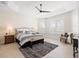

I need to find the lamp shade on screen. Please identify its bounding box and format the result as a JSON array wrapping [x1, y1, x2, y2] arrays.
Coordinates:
[[6, 24, 15, 35]]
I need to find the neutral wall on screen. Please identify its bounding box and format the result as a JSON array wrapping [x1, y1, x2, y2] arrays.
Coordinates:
[[72, 8, 79, 34], [38, 11, 72, 33], [63, 11, 72, 33], [0, 11, 37, 28], [0, 8, 38, 44], [38, 11, 73, 39], [0, 9, 38, 35]]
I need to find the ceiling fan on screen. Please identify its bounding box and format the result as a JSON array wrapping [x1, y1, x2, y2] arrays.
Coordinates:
[[35, 3, 51, 13]]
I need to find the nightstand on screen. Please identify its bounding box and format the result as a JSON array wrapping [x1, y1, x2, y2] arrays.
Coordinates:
[[4, 35, 15, 44]]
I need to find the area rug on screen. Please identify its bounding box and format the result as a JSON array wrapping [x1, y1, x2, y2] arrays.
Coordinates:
[[19, 41, 58, 58]]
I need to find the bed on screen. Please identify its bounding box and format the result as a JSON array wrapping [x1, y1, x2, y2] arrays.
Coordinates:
[[15, 27, 44, 48]]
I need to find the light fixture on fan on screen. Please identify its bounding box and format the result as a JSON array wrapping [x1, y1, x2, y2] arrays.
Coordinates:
[[35, 3, 51, 13]]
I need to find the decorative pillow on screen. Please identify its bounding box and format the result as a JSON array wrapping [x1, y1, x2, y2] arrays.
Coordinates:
[[18, 31, 23, 33], [16, 29, 24, 34], [25, 31, 30, 34], [32, 32, 39, 34], [35, 32, 39, 34]]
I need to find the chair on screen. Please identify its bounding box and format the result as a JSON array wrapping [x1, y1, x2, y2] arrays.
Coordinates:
[[64, 33, 69, 43], [73, 39, 78, 58], [70, 33, 74, 44]]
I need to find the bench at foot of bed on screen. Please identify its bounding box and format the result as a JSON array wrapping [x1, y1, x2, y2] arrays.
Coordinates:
[[21, 39, 44, 48]]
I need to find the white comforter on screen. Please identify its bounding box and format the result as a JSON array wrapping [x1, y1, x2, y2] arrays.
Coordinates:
[[16, 33, 44, 46]]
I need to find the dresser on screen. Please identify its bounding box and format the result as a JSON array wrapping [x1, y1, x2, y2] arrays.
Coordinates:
[[5, 35, 15, 44]]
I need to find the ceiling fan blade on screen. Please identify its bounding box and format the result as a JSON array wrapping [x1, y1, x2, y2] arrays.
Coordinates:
[[35, 7, 40, 11], [35, 3, 51, 13], [41, 10, 51, 13]]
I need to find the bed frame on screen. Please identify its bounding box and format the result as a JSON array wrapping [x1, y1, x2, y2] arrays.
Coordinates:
[[16, 38, 44, 48], [15, 27, 44, 48]]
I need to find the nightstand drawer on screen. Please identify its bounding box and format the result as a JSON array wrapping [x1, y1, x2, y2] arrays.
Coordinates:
[[5, 35, 15, 44], [5, 36, 14, 39]]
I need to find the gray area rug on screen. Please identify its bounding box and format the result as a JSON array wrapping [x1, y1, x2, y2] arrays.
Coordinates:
[[19, 41, 58, 58]]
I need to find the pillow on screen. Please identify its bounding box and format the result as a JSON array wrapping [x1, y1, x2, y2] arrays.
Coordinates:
[[18, 31, 23, 33], [16, 28, 33, 34], [25, 31, 35, 34], [25, 31, 30, 34], [35, 32, 39, 34], [16, 29, 24, 34], [32, 32, 39, 34]]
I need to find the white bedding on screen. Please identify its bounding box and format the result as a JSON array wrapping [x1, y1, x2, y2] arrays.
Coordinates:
[[16, 33, 44, 46], [18, 33, 33, 41]]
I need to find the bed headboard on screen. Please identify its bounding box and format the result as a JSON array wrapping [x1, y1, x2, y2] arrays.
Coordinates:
[[15, 27, 33, 34]]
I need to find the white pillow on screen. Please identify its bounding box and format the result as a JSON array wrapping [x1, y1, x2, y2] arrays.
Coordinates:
[[16, 29, 24, 33]]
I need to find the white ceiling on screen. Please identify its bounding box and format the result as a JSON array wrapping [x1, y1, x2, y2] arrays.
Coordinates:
[[0, 1, 79, 18]]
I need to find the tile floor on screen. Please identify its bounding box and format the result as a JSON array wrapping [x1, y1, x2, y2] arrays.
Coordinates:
[[0, 37, 76, 58]]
